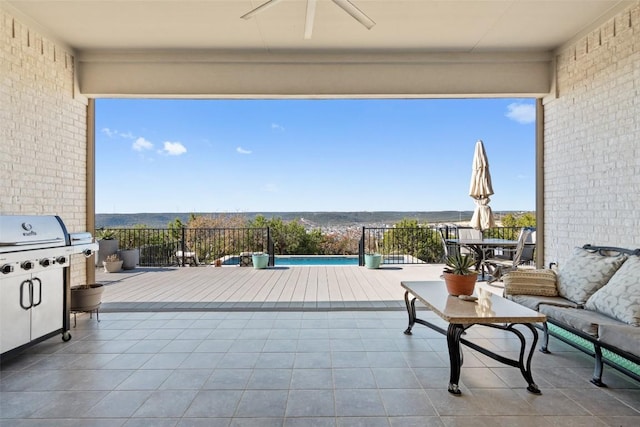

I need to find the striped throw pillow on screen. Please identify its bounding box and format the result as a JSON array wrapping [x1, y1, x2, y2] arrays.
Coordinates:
[[503, 269, 558, 297]]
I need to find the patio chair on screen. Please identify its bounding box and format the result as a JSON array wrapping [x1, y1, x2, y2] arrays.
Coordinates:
[[439, 229, 453, 261], [176, 249, 199, 266], [520, 230, 536, 265], [457, 227, 482, 254], [457, 227, 483, 270], [482, 228, 531, 283]]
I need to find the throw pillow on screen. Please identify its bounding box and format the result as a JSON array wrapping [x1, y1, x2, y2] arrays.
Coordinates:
[[503, 269, 558, 297], [556, 247, 627, 305], [585, 256, 640, 326]]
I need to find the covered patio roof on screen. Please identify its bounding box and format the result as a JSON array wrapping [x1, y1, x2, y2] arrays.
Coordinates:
[[5, 0, 633, 97]]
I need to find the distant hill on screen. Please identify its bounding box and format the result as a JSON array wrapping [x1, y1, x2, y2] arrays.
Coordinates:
[[94, 211, 519, 228]]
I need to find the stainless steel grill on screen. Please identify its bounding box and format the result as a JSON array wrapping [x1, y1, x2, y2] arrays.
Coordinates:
[[0, 215, 97, 358]]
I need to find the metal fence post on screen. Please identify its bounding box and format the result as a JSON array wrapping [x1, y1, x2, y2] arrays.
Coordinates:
[[179, 226, 186, 267], [359, 226, 365, 266], [267, 227, 275, 266]]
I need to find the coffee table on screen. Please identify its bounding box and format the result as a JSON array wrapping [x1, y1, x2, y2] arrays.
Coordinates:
[[401, 280, 547, 395]]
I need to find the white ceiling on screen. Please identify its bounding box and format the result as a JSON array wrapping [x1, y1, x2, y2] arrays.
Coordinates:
[[6, 0, 631, 54]]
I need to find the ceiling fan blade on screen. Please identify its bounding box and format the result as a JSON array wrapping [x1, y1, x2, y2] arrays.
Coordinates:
[[332, 0, 376, 30], [241, 0, 284, 20], [304, 0, 317, 39]]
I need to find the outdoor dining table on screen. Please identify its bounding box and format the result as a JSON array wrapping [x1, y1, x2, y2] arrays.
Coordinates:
[[446, 238, 519, 281]]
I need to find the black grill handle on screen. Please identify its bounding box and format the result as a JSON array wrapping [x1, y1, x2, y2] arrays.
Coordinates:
[[31, 277, 42, 307], [20, 279, 32, 310]]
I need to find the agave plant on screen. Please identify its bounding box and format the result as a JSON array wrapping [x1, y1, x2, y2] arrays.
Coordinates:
[[443, 252, 476, 276], [97, 228, 116, 240]]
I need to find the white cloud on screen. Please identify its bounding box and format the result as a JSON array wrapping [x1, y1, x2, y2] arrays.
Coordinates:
[[237, 146, 252, 154], [160, 141, 187, 156], [101, 127, 116, 137], [506, 103, 536, 124], [132, 137, 154, 151], [102, 128, 136, 139], [271, 123, 285, 131]]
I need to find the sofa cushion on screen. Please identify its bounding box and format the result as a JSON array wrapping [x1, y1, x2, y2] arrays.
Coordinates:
[[503, 269, 558, 297], [539, 305, 624, 337], [598, 324, 640, 356], [556, 247, 627, 305], [585, 256, 640, 326], [506, 294, 578, 311]]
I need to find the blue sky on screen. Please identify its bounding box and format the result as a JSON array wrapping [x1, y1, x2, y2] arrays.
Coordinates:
[[96, 98, 535, 214]]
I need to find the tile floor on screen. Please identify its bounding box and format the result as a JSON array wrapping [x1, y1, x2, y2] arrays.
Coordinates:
[[1, 309, 639, 427]]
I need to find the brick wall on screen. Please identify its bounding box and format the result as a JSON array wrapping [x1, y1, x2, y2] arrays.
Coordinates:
[[543, 4, 640, 265], [0, 8, 90, 282]]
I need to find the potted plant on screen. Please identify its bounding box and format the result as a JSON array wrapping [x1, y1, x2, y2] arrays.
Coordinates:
[[103, 253, 123, 273], [442, 252, 477, 296], [96, 228, 119, 266], [252, 252, 269, 269], [364, 239, 383, 269], [70, 283, 104, 313], [118, 237, 140, 270]]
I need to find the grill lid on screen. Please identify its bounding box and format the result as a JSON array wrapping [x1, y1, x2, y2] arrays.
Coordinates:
[[0, 215, 68, 251]]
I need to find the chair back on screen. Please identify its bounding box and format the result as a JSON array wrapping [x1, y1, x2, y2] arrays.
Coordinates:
[[439, 229, 450, 261], [520, 230, 536, 264], [457, 228, 482, 240], [457, 227, 482, 255], [511, 228, 531, 266]]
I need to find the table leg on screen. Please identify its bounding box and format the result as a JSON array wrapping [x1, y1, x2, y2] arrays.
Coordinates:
[[511, 323, 541, 394], [403, 291, 416, 335], [446, 323, 466, 395], [469, 244, 492, 282]]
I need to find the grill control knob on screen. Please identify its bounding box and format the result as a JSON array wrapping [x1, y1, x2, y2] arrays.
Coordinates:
[[21, 260, 34, 270], [40, 258, 51, 267], [1, 264, 14, 274], [56, 256, 67, 264]]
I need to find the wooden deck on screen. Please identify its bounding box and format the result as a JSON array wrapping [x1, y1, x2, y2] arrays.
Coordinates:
[[95, 264, 447, 311]]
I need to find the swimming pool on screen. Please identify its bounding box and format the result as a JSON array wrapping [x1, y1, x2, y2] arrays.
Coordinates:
[[221, 255, 358, 266]]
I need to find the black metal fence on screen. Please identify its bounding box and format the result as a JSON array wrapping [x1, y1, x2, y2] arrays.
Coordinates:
[[100, 227, 274, 267], [98, 225, 531, 267], [358, 225, 529, 266], [359, 226, 441, 265]]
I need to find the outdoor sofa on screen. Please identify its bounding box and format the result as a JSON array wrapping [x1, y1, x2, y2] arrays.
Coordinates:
[[501, 244, 640, 386]]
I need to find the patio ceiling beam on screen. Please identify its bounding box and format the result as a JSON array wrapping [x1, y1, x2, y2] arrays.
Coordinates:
[[77, 51, 552, 98]]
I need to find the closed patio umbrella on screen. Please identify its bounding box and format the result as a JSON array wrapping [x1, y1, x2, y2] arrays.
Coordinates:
[[469, 140, 496, 231]]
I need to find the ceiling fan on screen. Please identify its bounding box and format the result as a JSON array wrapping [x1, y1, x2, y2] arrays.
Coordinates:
[[241, 0, 376, 39]]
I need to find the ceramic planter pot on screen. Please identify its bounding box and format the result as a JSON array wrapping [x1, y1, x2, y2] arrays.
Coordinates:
[[70, 283, 104, 312], [96, 238, 118, 266], [443, 272, 477, 296], [119, 249, 139, 270], [103, 260, 123, 273], [364, 253, 383, 269], [252, 253, 269, 269]]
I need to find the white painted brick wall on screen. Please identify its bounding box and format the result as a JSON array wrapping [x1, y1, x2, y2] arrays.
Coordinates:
[[1, 9, 90, 283], [543, 4, 640, 265]]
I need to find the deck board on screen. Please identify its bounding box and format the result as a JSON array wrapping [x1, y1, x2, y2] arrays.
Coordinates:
[[96, 264, 446, 311]]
